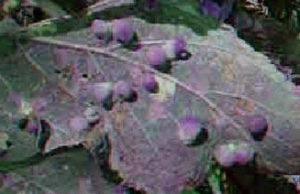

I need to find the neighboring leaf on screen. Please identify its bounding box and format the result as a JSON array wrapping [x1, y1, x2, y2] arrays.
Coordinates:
[[88, 0, 134, 13], [207, 165, 222, 194], [0, 17, 20, 34], [0, 148, 110, 194], [0, 0, 219, 59], [180, 188, 201, 194], [35, 0, 68, 18]]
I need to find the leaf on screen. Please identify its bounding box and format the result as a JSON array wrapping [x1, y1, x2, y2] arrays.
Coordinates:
[[180, 188, 201, 194], [2, 13, 300, 194], [88, 0, 134, 13], [0, 148, 112, 194], [207, 165, 222, 194], [35, 0, 69, 18]]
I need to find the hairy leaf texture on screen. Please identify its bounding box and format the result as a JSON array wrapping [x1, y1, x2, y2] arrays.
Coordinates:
[[1, 16, 300, 194]]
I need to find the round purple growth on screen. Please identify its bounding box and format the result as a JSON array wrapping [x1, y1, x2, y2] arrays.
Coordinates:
[[172, 37, 186, 55], [114, 81, 132, 98], [178, 115, 207, 146], [199, 0, 221, 20], [213, 143, 236, 167], [91, 19, 111, 40], [112, 18, 134, 44], [163, 37, 187, 60], [113, 81, 137, 102], [146, 45, 167, 67], [142, 73, 158, 93], [91, 82, 114, 110], [233, 142, 254, 165], [214, 141, 255, 167], [245, 114, 268, 141]]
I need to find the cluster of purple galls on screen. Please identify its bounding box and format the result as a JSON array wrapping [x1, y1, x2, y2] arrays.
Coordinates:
[[90, 17, 190, 104], [90, 16, 270, 169], [19, 9, 269, 175]]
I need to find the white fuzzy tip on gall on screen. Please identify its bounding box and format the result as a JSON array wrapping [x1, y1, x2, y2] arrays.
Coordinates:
[[113, 80, 133, 99]]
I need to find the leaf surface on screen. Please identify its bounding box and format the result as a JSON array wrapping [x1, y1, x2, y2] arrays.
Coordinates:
[[1, 15, 300, 194]]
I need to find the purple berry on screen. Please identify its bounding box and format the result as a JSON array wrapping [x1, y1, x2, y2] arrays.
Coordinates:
[[68, 116, 89, 131], [146, 45, 167, 67], [233, 142, 254, 165], [244, 114, 268, 141], [142, 73, 158, 93], [91, 19, 111, 40], [213, 143, 236, 167], [178, 115, 207, 146], [113, 80, 137, 102], [112, 18, 134, 44]]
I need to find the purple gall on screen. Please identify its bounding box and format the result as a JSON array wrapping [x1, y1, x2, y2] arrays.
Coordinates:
[[91, 82, 114, 110], [112, 18, 134, 44], [199, 0, 222, 20], [142, 73, 158, 93], [199, 0, 234, 21], [92, 82, 113, 103], [214, 141, 255, 167], [146, 45, 167, 67], [91, 19, 111, 41], [244, 114, 268, 141], [113, 80, 137, 102], [162, 37, 187, 59], [233, 142, 255, 165], [213, 143, 236, 167], [178, 115, 207, 146]]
